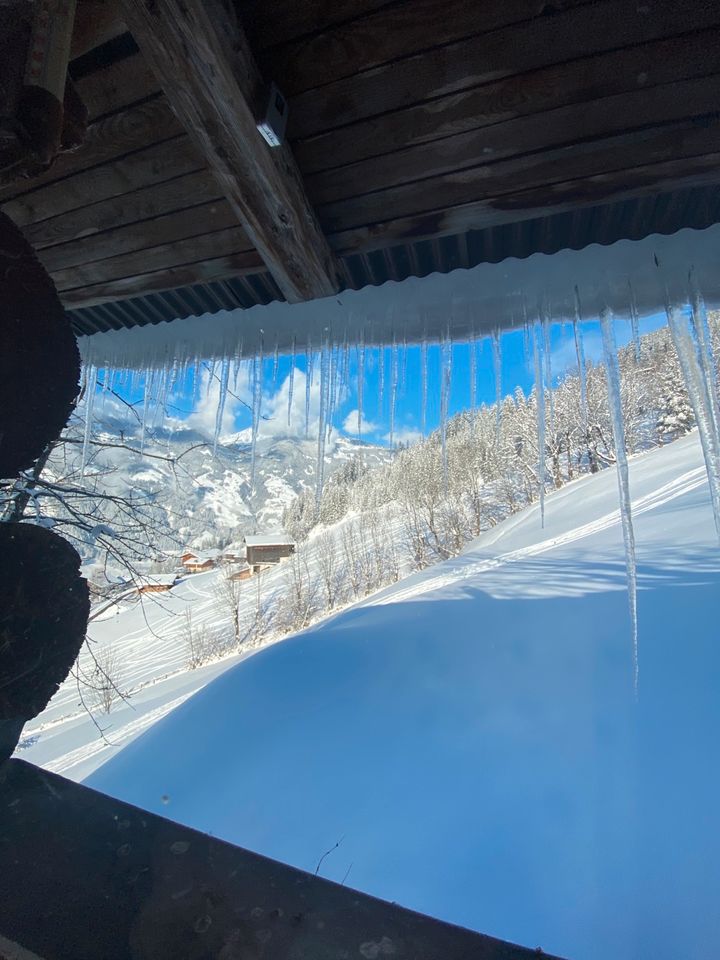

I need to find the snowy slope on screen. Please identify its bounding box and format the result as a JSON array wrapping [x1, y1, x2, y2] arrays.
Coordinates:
[[83, 432, 720, 960]]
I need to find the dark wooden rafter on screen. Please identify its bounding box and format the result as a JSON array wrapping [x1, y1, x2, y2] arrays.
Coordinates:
[[119, 0, 342, 303]]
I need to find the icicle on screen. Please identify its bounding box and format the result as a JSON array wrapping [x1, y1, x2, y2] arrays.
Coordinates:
[[469, 335, 477, 412], [573, 286, 589, 431], [357, 330, 366, 437], [667, 305, 720, 541], [628, 281, 642, 363], [421, 339, 429, 435], [250, 349, 263, 493], [689, 272, 720, 437], [213, 358, 230, 453], [378, 345, 385, 418], [272, 338, 279, 384], [389, 335, 399, 447], [315, 339, 331, 505], [400, 336, 408, 395], [492, 329, 502, 444], [541, 303, 554, 433], [531, 322, 546, 528], [139, 369, 151, 453], [81, 365, 97, 471], [287, 337, 296, 428], [439, 339, 451, 490], [326, 343, 338, 439], [305, 346, 313, 439], [599, 307, 639, 692]]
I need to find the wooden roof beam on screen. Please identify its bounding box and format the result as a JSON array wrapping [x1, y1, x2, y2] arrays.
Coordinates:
[[120, 0, 342, 303]]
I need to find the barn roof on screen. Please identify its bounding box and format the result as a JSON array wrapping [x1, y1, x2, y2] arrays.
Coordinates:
[[3, 0, 720, 345], [244, 534, 295, 547]]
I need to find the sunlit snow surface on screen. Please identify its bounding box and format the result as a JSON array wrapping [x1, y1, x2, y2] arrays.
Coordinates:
[[76, 435, 718, 958]]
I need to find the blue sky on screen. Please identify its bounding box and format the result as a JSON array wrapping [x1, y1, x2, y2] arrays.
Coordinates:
[[108, 312, 668, 446]]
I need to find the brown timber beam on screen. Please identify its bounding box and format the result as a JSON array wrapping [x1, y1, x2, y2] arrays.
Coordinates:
[[120, 0, 342, 303]]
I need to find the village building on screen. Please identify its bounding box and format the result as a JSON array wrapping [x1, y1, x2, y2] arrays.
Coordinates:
[[135, 574, 177, 595], [244, 534, 296, 571], [181, 556, 214, 574]]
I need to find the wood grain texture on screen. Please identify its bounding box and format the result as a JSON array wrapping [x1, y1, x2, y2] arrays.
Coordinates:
[[263, 0, 592, 96], [73, 50, 160, 120], [50, 224, 253, 290], [22, 169, 220, 247], [295, 28, 720, 173], [243, 0, 394, 50], [59, 248, 264, 306], [37, 199, 237, 270], [317, 118, 720, 232], [121, 0, 341, 303], [1, 136, 203, 225], [0, 97, 182, 205], [328, 154, 720, 255], [306, 76, 720, 205], [289, 0, 720, 137]]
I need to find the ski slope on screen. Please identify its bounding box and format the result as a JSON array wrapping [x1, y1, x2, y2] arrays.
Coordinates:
[[79, 432, 720, 960]]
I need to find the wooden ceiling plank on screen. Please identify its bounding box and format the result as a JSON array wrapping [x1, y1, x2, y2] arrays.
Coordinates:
[[243, 0, 395, 51], [38, 199, 238, 272], [318, 118, 720, 233], [264, 0, 593, 97], [0, 97, 182, 205], [327, 155, 720, 256], [289, 0, 720, 138], [1, 136, 202, 226], [59, 249, 265, 307], [73, 51, 161, 121], [295, 28, 720, 174], [50, 225, 254, 290], [22, 169, 220, 248], [121, 0, 341, 303], [306, 75, 720, 206]]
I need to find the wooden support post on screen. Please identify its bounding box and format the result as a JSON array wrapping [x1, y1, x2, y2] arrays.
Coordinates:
[[120, 0, 342, 304]]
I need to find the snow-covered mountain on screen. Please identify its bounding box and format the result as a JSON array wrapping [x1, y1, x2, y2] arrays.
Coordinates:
[[45, 402, 390, 581]]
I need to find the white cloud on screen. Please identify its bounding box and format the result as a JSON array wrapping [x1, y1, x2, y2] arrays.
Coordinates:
[[185, 367, 246, 437], [342, 409, 380, 435]]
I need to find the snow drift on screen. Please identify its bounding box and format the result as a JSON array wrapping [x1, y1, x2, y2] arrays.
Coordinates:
[[88, 433, 720, 960]]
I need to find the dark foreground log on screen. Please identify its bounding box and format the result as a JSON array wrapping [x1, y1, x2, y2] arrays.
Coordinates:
[[0, 758, 567, 960], [0, 524, 89, 751], [0, 209, 80, 478]]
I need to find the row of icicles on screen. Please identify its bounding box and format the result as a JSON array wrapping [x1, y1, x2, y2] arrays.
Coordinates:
[[79, 285, 720, 695]]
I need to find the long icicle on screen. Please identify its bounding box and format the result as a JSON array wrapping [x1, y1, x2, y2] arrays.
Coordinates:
[[532, 321, 546, 528], [389, 334, 399, 447], [421, 339, 429, 435], [667, 304, 720, 541], [305, 343, 313, 439], [689, 272, 720, 437], [287, 337, 296, 427], [492, 329, 502, 445], [469, 334, 477, 412], [250, 344, 263, 494], [573, 286, 589, 431], [357, 329, 366, 437], [541, 303, 555, 433], [213, 358, 230, 454], [316, 338, 330, 506], [599, 307, 639, 692], [440, 338, 451, 492]]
